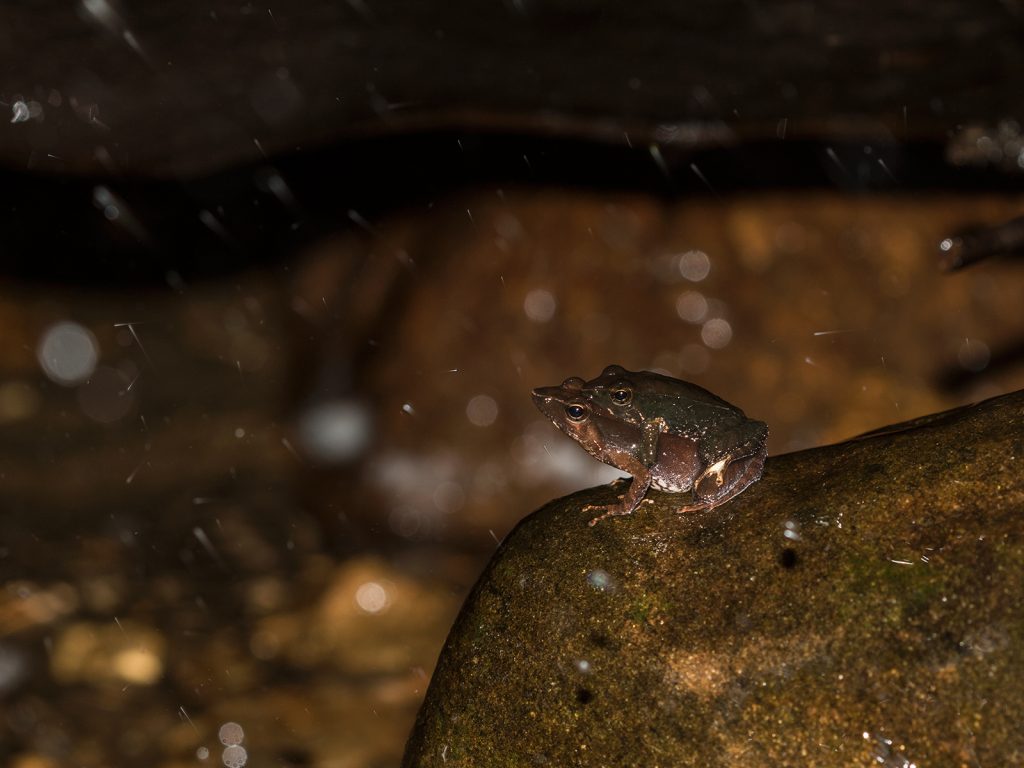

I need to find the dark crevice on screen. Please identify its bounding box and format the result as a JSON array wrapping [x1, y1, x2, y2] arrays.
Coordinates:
[[4, 133, 1024, 285]]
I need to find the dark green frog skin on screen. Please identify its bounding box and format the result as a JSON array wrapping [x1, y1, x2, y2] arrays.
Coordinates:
[[532, 365, 768, 525]]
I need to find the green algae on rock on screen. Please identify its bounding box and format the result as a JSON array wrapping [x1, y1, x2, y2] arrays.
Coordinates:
[[403, 390, 1024, 767]]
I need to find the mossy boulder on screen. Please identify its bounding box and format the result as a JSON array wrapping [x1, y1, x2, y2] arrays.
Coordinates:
[[404, 390, 1024, 767]]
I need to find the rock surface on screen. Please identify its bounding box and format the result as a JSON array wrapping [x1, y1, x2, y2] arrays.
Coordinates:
[[404, 389, 1024, 767]]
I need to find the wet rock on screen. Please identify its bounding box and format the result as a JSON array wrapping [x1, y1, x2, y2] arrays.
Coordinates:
[[404, 389, 1024, 767]]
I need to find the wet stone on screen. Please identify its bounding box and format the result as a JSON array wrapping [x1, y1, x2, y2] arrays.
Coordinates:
[[404, 389, 1024, 767]]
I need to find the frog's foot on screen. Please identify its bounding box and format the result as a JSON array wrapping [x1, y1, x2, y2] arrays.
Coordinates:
[[674, 485, 740, 515], [584, 504, 633, 527], [584, 497, 654, 527], [584, 473, 653, 527], [674, 498, 713, 514]]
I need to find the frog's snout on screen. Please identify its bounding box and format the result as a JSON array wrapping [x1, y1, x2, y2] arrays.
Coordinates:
[[531, 386, 566, 418], [531, 386, 559, 403]]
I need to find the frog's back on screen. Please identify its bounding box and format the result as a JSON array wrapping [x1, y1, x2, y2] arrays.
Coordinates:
[[623, 371, 739, 413], [644, 393, 754, 443], [585, 366, 750, 438]]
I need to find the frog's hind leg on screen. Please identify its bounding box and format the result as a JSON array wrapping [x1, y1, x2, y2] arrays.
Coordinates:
[[676, 448, 766, 514]]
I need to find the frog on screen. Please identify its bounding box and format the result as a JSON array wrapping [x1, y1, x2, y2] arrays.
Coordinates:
[[532, 366, 767, 525]]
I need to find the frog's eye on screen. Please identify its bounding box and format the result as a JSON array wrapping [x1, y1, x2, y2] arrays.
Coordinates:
[[565, 404, 588, 422], [611, 388, 632, 405]]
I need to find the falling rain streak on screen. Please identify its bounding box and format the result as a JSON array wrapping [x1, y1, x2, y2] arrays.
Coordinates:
[[192, 528, 227, 571]]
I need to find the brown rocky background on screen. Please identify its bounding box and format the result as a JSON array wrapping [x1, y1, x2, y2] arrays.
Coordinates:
[[2, 1, 1024, 766]]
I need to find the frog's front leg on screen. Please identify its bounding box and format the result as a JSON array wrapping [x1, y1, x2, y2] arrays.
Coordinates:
[[584, 453, 654, 527]]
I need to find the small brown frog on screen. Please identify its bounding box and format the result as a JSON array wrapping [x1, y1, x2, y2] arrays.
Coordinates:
[[532, 366, 767, 525]]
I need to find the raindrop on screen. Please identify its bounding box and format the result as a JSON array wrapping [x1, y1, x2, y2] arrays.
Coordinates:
[[782, 520, 801, 541], [587, 569, 612, 591], [10, 101, 29, 124], [218, 722, 244, 746], [296, 400, 371, 462], [199, 209, 231, 243], [678, 250, 711, 281], [862, 731, 917, 768], [701, 318, 733, 349], [649, 144, 670, 178], [82, 0, 119, 29], [93, 186, 120, 220], [675, 291, 708, 323], [523, 289, 556, 323], [466, 394, 499, 426], [196, 746, 210, 760], [37, 321, 99, 385], [355, 581, 390, 613], [221, 745, 248, 768], [260, 170, 297, 209]]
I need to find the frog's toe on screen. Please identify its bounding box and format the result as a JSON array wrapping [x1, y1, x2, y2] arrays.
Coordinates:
[[584, 504, 632, 526], [674, 499, 714, 514]]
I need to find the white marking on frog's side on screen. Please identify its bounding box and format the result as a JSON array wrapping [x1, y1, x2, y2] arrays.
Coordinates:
[[707, 458, 728, 473], [706, 458, 728, 485], [651, 476, 694, 493]]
